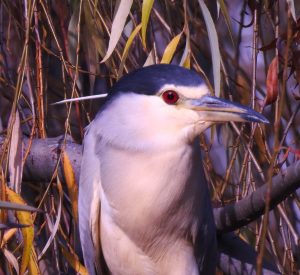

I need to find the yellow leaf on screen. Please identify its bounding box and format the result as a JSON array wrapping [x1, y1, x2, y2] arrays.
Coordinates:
[[63, 152, 78, 222], [121, 23, 142, 60], [161, 33, 182, 64], [141, 0, 155, 47], [1, 228, 17, 248], [61, 245, 88, 275], [182, 54, 190, 69], [28, 248, 40, 275], [118, 23, 142, 78], [6, 188, 34, 275]]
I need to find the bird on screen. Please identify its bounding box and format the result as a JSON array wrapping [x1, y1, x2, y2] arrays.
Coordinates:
[[78, 64, 268, 275]]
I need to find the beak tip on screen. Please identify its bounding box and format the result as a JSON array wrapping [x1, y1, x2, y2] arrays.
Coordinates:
[[254, 113, 269, 124], [242, 113, 269, 124], [263, 117, 270, 124]]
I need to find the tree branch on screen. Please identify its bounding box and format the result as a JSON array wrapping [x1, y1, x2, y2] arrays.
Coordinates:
[[1, 136, 299, 234], [214, 161, 300, 232], [0, 135, 82, 184]]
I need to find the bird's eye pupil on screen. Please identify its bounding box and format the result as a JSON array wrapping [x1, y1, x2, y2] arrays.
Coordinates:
[[162, 90, 179, 104]]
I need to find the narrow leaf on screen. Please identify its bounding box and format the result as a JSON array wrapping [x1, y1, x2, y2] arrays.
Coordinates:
[[6, 188, 34, 275], [67, 4, 80, 66], [8, 109, 23, 193], [101, 0, 133, 62], [61, 245, 88, 275], [3, 248, 20, 275], [161, 32, 182, 64], [83, 2, 106, 57], [28, 244, 40, 274], [198, 0, 221, 97], [179, 36, 191, 69], [286, 0, 297, 22], [143, 48, 155, 67], [265, 57, 278, 105], [142, 0, 155, 47], [63, 152, 78, 222], [1, 228, 17, 246], [38, 178, 63, 260], [118, 23, 142, 77], [217, 0, 235, 46], [68, 4, 83, 91]]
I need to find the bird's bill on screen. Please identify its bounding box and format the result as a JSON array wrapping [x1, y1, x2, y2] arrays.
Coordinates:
[[185, 95, 269, 123]]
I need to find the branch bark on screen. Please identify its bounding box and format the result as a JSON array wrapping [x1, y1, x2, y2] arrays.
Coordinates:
[[0, 135, 82, 184], [1, 136, 299, 234], [213, 161, 300, 232]]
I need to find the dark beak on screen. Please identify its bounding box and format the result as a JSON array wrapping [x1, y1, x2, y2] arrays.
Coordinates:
[[183, 95, 269, 124]]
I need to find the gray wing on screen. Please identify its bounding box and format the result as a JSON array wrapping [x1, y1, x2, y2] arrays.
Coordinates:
[[191, 144, 218, 274], [218, 232, 280, 275], [78, 124, 107, 274], [194, 186, 218, 274]]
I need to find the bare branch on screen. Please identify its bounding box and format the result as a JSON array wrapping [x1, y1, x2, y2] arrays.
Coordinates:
[[1, 136, 82, 184], [1, 135, 299, 234], [214, 162, 300, 232]]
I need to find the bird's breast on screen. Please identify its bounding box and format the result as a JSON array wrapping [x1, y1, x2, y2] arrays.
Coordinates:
[[98, 141, 208, 239], [97, 140, 215, 275]]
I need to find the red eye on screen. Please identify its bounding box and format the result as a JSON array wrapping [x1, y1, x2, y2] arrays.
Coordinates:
[[162, 90, 179, 105]]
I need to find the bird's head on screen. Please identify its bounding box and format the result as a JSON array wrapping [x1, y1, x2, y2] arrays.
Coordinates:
[[96, 64, 268, 150]]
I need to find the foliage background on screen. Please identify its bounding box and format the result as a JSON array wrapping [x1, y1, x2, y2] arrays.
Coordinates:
[[0, 0, 300, 274]]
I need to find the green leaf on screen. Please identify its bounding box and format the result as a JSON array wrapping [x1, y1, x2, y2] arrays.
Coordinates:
[[161, 32, 182, 64], [101, 0, 133, 63], [142, 0, 155, 47], [198, 0, 221, 97]]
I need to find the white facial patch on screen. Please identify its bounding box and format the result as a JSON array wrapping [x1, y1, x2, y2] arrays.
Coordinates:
[[158, 84, 210, 99]]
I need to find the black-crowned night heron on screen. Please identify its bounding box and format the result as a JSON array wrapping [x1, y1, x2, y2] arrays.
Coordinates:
[[78, 64, 268, 275]]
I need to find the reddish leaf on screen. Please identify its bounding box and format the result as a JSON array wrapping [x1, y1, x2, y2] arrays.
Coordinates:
[[265, 57, 279, 105], [288, 147, 300, 158]]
